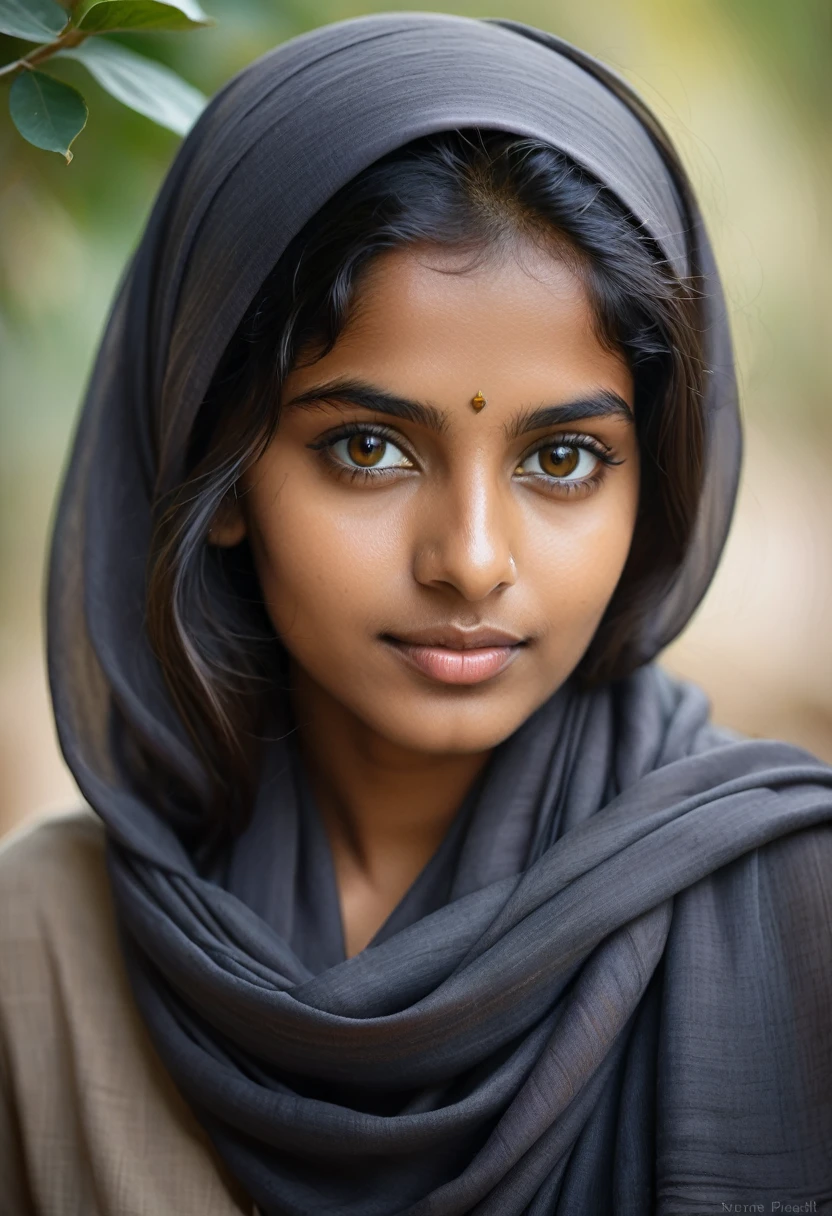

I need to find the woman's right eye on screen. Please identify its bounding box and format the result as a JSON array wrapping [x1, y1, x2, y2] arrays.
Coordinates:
[[329, 431, 413, 471]]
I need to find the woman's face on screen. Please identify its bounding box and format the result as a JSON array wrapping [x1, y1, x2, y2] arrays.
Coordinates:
[[213, 240, 640, 754]]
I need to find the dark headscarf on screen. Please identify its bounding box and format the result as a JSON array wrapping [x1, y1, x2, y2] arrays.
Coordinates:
[[47, 13, 832, 1214]]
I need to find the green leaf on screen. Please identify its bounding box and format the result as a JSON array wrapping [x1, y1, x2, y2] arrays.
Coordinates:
[[58, 39, 206, 136], [75, 0, 211, 32], [0, 0, 68, 42], [9, 69, 88, 162]]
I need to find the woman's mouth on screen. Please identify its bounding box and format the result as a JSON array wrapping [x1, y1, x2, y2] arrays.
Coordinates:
[[382, 627, 527, 686]]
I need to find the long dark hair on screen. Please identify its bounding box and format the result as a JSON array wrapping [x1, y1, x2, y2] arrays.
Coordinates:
[[142, 129, 705, 843]]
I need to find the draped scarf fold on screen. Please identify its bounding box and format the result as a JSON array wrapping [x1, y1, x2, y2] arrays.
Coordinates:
[[45, 13, 832, 1214]]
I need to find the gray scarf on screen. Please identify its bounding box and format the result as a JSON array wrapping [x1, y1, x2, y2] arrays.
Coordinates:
[[46, 14, 832, 1214]]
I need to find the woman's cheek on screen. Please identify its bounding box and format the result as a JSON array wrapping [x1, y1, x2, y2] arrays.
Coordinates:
[[249, 492, 394, 648]]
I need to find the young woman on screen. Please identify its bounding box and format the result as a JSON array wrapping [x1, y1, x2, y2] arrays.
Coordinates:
[[1, 12, 830, 1215]]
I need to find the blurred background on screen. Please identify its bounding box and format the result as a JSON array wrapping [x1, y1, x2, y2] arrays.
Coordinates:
[[1, 0, 830, 839]]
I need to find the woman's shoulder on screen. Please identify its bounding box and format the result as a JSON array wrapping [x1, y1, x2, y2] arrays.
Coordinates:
[[668, 815, 832, 1008], [0, 808, 252, 1215], [661, 820, 832, 1194], [0, 806, 109, 945], [726, 817, 832, 928], [0, 803, 105, 862]]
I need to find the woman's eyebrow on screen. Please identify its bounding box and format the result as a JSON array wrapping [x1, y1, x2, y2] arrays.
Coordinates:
[[504, 391, 633, 439], [282, 377, 633, 436]]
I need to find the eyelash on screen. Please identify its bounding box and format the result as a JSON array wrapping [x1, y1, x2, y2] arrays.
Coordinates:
[[308, 422, 622, 495]]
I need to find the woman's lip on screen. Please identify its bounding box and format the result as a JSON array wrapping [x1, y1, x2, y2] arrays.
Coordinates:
[[385, 640, 523, 685]]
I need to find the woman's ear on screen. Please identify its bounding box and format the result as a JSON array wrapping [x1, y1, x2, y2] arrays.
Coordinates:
[[207, 489, 248, 548]]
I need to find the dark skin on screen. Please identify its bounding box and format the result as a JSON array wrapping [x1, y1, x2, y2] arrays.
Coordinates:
[[209, 238, 640, 957]]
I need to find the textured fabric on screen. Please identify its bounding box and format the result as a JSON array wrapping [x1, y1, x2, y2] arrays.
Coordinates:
[[43, 12, 832, 1216], [0, 811, 250, 1216]]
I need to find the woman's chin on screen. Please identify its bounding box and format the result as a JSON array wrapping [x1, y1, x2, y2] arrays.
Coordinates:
[[347, 693, 543, 757]]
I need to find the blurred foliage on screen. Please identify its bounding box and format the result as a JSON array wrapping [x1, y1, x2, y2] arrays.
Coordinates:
[[719, 0, 831, 125], [1, 1, 210, 161]]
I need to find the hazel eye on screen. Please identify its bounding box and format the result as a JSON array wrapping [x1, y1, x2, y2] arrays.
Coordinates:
[[331, 432, 412, 471], [516, 442, 599, 481]]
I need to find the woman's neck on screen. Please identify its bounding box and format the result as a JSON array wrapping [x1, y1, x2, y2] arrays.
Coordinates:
[[289, 664, 492, 957]]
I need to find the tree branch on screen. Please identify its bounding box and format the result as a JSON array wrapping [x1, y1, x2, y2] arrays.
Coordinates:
[[0, 27, 89, 81]]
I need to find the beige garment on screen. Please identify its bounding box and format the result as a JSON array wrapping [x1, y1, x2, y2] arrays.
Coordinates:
[[0, 809, 254, 1216]]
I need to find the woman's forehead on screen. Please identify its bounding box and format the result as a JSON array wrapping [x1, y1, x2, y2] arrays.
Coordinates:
[[281, 245, 635, 422]]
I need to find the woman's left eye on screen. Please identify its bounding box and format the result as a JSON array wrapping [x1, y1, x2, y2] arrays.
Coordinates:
[[330, 432, 413, 471], [515, 442, 600, 481]]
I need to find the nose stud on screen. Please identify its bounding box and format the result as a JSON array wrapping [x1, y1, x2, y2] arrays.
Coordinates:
[[470, 390, 486, 412]]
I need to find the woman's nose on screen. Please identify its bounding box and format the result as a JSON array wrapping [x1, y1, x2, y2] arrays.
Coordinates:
[[411, 469, 518, 601]]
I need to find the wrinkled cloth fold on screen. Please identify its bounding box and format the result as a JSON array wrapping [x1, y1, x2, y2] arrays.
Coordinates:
[[45, 12, 832, 1215]]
